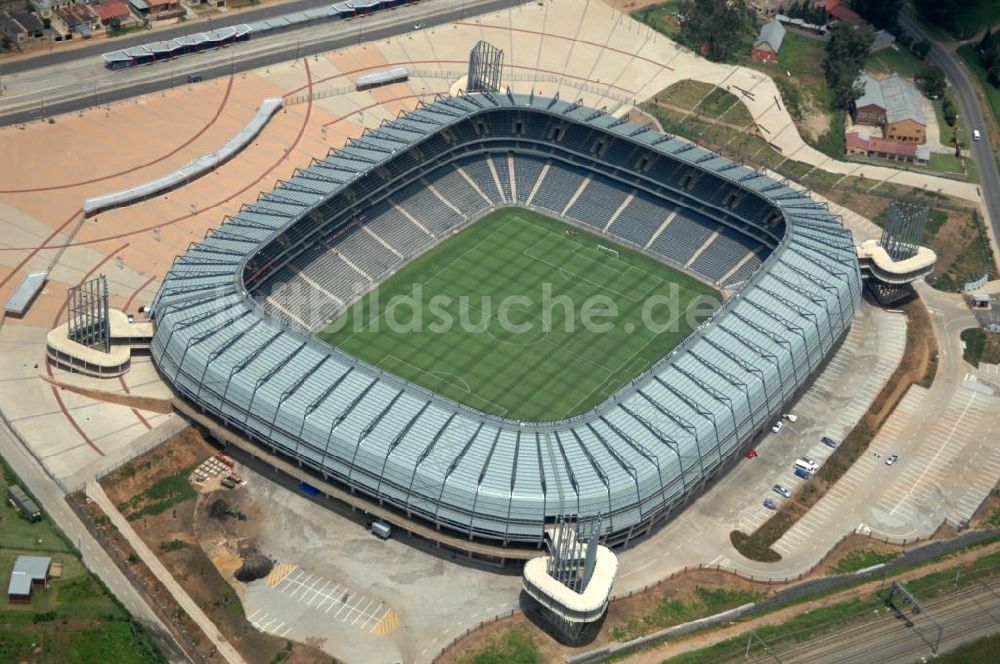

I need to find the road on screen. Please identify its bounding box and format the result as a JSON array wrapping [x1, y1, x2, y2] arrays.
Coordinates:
[[0, 414, 190, 663], [0, 0, 525, 126], [0, 0, 330, 76], [752, 578, 1000, 663], [900, 13, 1000, 267]]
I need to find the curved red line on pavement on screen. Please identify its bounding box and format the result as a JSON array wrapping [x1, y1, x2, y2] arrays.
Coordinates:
[[123, 275, 156, 312], [118, 273, 158, 431], [0, 60, 315, 254], [0, 208, 82, 290], [0, 58, 632, 254], [0, 74, 235, 195], [44, 241, 130, 457], [455, 21, 674, 72], [323, 89, 448, 127], [282, 58, 633, 99]]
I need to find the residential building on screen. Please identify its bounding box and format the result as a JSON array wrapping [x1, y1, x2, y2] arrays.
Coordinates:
[[752, 18, 786, 63], [826, 0, 865, 26], [881, 75, 926, 143], [51, 3, 100, 38], [872, 29, 896, 52], [93, 0, 133, 27], [7, 556, 51, 603], [846, 130, 930, 165], [0, 11, 27, 44], [851, 74, 926, 143]]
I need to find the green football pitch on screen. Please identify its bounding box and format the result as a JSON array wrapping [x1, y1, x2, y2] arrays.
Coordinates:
[[318, 209, 720, 421]]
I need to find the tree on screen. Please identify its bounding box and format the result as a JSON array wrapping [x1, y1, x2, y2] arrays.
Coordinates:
[[678, 0, 754, 63], [916, 64, 946, 98], [913, 39, 931, 60], [942, 95, 957, 127], [824, 23, 875, 110], [914, 0, 962, 37], [850, 0, 902, 31]]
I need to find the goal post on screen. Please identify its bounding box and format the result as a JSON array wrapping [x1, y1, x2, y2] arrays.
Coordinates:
[[596, 245, 620, 259]]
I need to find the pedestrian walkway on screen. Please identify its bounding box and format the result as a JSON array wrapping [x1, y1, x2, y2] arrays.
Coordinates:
[[86, 482, 247, 664]]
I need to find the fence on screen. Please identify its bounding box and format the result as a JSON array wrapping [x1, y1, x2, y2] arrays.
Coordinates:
[[963, 273, 989, 292], [566, 525, 1000, 664], [66, 494, 206, 663], [431, 520, 1000, 664]]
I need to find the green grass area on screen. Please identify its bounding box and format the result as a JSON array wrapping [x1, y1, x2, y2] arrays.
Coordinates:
[[829, 549, 900, 574], [665, 594, 884, 663], [928, 152, 965, 174], [608, 586, 762, 642], [962, 328, 1000, 368], [320, 209, 719, 421], [924, 209, 948, 243], [906, 547, 1000, 601], [934, 632, 1000, 664], [0, 455, 165, 663], [116, 467, 197, 521], [455, 626, 542, 664], [814, 111, 846, 160], [631, 2, 681, 40], [938, 0, 1000, 40], [0, 457, 74, 553], [865, 46, 926, 78], [777, 31, 827, 77], [957, 44, 1000, 132], [654, 80, 752, 125]]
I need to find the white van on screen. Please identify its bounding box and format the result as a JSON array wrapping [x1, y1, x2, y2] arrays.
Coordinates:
[[973, 129, 982, 141], [371, 520, 392, 540], [794, 458, 817, 474]]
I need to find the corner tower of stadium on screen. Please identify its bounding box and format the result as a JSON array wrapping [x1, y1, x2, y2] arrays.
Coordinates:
[[150, 92, 861, 550]]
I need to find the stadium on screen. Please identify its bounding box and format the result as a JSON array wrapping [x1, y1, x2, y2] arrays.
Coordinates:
[[149, 91, 862, 551]]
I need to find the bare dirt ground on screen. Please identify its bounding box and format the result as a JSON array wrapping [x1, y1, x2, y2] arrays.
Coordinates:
[[98, 426, 331, 664]]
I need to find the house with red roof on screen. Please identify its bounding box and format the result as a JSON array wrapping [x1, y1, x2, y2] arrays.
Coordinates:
[[825, 0, 866, 27], [93, 0, 132, 26]]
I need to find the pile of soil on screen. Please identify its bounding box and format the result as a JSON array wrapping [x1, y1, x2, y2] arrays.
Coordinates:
[[208, 498, 230, 520], [235, 551, 273, 583]]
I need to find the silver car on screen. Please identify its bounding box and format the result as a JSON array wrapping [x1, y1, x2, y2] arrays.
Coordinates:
[[773, 484, 791, 498]]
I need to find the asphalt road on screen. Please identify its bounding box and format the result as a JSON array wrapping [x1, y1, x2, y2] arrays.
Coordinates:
[[0, 0, 524, 126], [0, 416, 190, 663], [900, 13, 1000, 265], [0, 0, 330, 76]]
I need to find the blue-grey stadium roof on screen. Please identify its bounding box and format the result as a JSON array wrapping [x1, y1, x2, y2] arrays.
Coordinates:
[[151, 93, 861, 548]]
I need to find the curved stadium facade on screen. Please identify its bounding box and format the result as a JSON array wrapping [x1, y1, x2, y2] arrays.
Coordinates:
[[150, 93, 862, 549]]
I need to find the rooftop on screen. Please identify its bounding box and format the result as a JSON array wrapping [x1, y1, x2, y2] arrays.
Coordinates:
[[753, 18, 786, 52], [7, 556, 51, 597], [881, 74, 925, 125]]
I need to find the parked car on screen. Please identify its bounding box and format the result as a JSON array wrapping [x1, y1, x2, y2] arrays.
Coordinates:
[[773, 484, 791, 498], [763, 498, 778, 510], [771, 421, 783, 433], [746, 449, 758, 459], [794, 467, 811, 480], [821, 435, 838, 448], [783, 413, 798, 422], [885, 454, 899, 466]]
